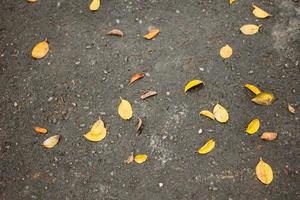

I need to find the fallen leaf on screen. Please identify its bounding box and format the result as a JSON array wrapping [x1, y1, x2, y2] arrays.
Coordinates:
[[198, 139, 215, 154], [89, 0, 100, 11], [199, 110, 215, 120], [220, 44, 233, 59], [118, 98, 133, 120], [140, 91, 157, 100], [246, 118, 260, 134], [42, 135, 59, 149], [34, 126, 48, 134], [184, 79, 204, 93], [84, 118, 107, 142], [244, 84, 261, 95], [251, 92, 275, 106], [261, 132, 277, 141], [129, 73, 144, 84], [256, 158, 273, 184], [213, 104, 229, 123], [107, 29, 124, 37], [136, 117, 143, 135], [288, 104, 296, 114], [240, 24, 261, 35], [124, 153, 134, 164], [144, 28, 160, 40], [229, 0, 235, 4], [32, 39, 49, 59], [253, 4, 272, 19], [134, 154, 148, 164], [27, 0, 38, 3]]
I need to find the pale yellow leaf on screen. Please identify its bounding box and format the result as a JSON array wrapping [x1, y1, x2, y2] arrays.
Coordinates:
[[42, 135, 59, 149], [134, 154, 148, 164], [184, 79, 204, 93], [199, 110, 215, 120], [220, 44, 233, 59], [107, 29, 124, 37], [240, 24, 261, 35], [244, 84, 261, 95], [144, 28, 160, 40], [288, 104, 296, 114], [84, 119, 107, 142], [251, 92, 275, 106], [213, 103, 229, 123], [118, 98, 133, 120], [124, 153, 134, 164], [90, 119, 105, 134], [89, 0, 100, 11], [32, 40, 49, 59], [198, 139, 215, 154], [253, 4, 271, 19], [34, 126, 48, 134], [229, 0, 235, 4], [245, 118, 260, 134], [261, 132, 277, 141], [256, 158, 273, 184]]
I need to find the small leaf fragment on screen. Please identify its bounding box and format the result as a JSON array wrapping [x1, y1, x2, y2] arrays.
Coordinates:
[[251, 92, 275, 106], [32, 40, 49, 59], [261, 132, 277, 141], [184, 79, 204, 93], [220, 44, 233, 59], [89, 0, 100, 11], [140, 91, 157, 100], [84, 119, 107, 142], [136, 117, 143, 135], [213, 103, 229, 123], [107, 29, 124, 37], [134, 154, 148, 164], [198, 139, 215, 155], [240, 24, 261, 35], [42, 135, 59, 149], [144, 28, 160, 40], [253, 4, 271, 19], [246, 118, 260, 134], [199, 110, 215, 120], [124, 153, 134, 164], [288, 104, 296, 114], [27, 0, 38, 3], [118, 98, 133, 120], [129, 73, 144, 84], [256, 158, 273, 184], [244, 84, 261, 95], [34, 126, 48, 134], [229, 0, 235, 4]]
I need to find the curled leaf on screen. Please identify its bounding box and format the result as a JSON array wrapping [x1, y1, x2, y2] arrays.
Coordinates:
[[129, 73, 144, 84], [32, 40, 49, 59], [118, 98, 133, 120], [107, 29, 124, 37], [144, 28, 160, 40], [253, 4, 271, 19], [256, 158, 273, 184], [213, 103, 229, 123], [42, 135, 59, 149], [184, 79, 204, 93], [140, 91, 157, 100], [261, 132, 277, 141], [89, 0, 100, 11], [134, 154, 148, 164], [124, 153, 134, 164], [288, 104, 296, 114], [240, 24, 261, 35], [27, 0, 38, 3], [251, 92, 275, 106], [246, 118, 260, 134], [229, 0, 235, 4], [34, 126, 48, 134], [220, 44, 233, 59], [84, 119, 107, 142], [199, 110, 215, 120], [244, 84, 261, 95], [136, 117, 143, 135], [198, 139, 215, 155]]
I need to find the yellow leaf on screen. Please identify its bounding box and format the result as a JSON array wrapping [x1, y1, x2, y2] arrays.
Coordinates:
[[199, 110, 215, 120], [220, 44, 233, 59], [229, 0, 235, 4], [251, 92, 275, 106], [42, 135, 59, 149], [256, 158, 273, 184], [253, 4, 271, 19], [244, 84, 261, 95], [32, 40, 49, 59], [84, 119, 107, 142], [288, 104, 296, 114], [240, 24, 261, 35], [198, 139, 215, 154], [134, 154, 148, 164], [34, 126, 48, 134], [184, 80, 204, 93], [245, 118, 260, 134], [118, 98, 133, 120], [90, 119, 105, 133], [144, 28, 160, 40], [89, 0, 100, 11], [213, 103, 229, 123]]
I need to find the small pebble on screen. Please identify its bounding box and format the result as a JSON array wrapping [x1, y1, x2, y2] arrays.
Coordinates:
[[198, 129, 203, 134], [159, 183, 163, 187], [13, 102, 18, 107]]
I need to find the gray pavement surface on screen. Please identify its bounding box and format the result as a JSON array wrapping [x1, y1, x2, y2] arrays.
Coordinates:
[[0, 0, 300, 199]]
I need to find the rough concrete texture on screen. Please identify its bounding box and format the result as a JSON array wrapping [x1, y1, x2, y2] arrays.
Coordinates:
[[0, 0, 299, 199]]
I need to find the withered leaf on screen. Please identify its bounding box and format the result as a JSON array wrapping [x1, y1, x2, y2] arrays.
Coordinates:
[[288, 104, 296, 114], [144, 28, 160, 40], [240, 24, 261, 35], [42, 135, 59, 149], [213, 103, 229, 123], [124, 152, 134, 164], [34, 126, 48, 134], [107, 29, 124, 37], [261, 132, 277, 141], [129, 73, 144, 84], [140, 91, 157, 100], [136, 117, 143, 135]]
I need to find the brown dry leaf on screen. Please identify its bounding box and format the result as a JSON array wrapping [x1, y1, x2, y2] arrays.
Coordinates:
[[253, 4, 272, 19], [245, 118, 260, 134], [256, 158, 273, 184], [84, 118, 107, 142], [124, 153, 134, 164], [251, 92, 275, 106], [118, 98, 133, 120], [89, 0, 100, 11], [32, 39, 49, 59], [42, 135, 59, 149], [213, 103, 229, 123], [129, 73, 144, 84], [27, 0, 38, 2], [199, 110, 215, 120], [288, 104, 296, 114], [134, 154, 148, 164], [107, 29, 124, 37], [229, 0, 235, 4], [240, 24, 261, 35], [140, 91, 157, 100], [184, 80, 204, 93], [144, 28, 160, 40], [220, 44, 233, 59], [261, 132, 277, 141], [198, 139, 215, 155], [34, 126, 48, 134], [136, 117, 143, 135], [244, 84, 261, 95]]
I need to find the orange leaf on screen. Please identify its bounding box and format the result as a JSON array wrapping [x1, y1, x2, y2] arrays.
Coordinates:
[[34, 126, 48, 134], [144, 28, 160, 40], [260, 132, 277, 141], [129, 73, 144, 84]]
